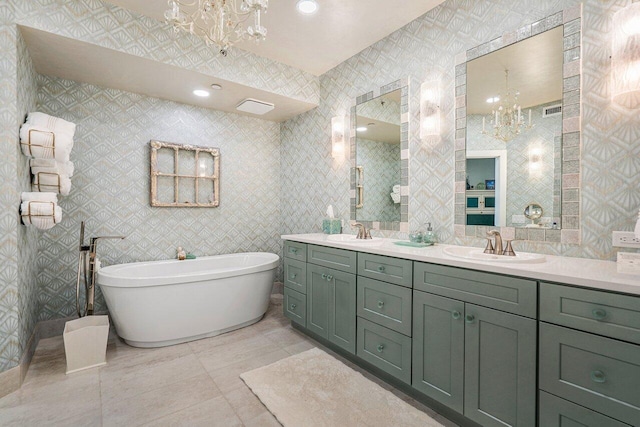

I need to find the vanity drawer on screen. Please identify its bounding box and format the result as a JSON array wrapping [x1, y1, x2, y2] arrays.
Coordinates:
[[284, 288, 306, 328], [413, 262, 537, 318], [284, 241, 307, 262], [539, 323, 640, 426], [357, 253, 412, 288], [539, 391, 631, 427], [284, 258, 307, 294], [356, 317, 412, 384], [357, 277, 412, 336], [307, 244, 356, 274], [540, 282, 640, 345]]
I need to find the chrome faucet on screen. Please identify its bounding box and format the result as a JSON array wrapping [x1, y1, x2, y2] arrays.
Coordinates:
[[352, 222, 372, 239], [76, 222, 125, 316]]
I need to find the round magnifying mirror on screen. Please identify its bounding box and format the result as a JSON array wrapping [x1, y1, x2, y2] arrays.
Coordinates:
[[524, 203, 543, 227]]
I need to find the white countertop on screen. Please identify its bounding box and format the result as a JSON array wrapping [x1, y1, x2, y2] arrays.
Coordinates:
[[281, 234, 640, 296]]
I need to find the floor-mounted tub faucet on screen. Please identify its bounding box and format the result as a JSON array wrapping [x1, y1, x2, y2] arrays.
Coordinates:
[[76, 221, 125, 317]]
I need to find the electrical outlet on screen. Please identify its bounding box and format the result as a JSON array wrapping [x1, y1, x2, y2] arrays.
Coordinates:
[[612, 231, 640, 248]]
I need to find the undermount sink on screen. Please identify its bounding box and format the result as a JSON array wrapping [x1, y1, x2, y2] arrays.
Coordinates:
[[443, 246, 546, 264], [326, 234, 384, 246]]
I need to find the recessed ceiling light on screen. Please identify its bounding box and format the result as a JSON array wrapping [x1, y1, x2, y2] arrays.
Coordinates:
[[356, 126, 367, 132], [210, 84, 222, 90], [193, 89, 210, 97], [296, 0, 318, 15], [486, 96, 500, 103]]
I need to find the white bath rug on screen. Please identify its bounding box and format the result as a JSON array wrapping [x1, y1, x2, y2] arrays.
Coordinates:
[[240, 348, 444, 427]]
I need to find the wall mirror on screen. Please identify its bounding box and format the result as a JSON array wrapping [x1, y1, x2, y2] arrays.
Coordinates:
[[350, 78, 409, 232], [454, 7, 582, 244], [150, 140, 220, 207]]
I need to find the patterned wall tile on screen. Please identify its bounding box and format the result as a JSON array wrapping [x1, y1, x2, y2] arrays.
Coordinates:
[[35, 76, 283, 320]]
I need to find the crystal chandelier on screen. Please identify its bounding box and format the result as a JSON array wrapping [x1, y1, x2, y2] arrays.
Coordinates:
[[165, 0, 268, 57], [481, 69, 533, 142]]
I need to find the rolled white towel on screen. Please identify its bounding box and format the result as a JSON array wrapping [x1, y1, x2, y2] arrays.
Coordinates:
[[32, 172, 71, 196], [392, 184, 401, 194], [21, 192, 58, 203], [20, 201, 62, 230], [390, 192, 401, 204], [27, 112, 76, 137], [30, 159, 74, 177], [20, 125, 72, 162]]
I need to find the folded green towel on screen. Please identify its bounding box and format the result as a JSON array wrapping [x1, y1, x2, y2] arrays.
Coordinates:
[[185, 253, 197, 259], [393, 241, 434, 248]]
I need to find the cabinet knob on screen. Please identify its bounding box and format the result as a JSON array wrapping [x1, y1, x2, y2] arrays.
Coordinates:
[[290, 304, 297, 310], [377, 265, 386, 272], [590, 370, 606, 384], [592, 308, 607, 320], [321, 273, 327, 279], [327, 275, 333, 281], [377, 344, 385, 353], [465, 314, 475, 324], [290, 248, 297, 254], [290, 273, 296, 279], [377, 301, 385, 309], [452, 310, 461, 320]]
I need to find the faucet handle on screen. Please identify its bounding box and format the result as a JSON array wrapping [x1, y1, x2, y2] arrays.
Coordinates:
[[502, 240, 518, 256], [483, 238, 495, 254]]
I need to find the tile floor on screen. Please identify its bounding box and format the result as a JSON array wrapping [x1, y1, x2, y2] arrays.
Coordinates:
[[0, 295, 457, 426]]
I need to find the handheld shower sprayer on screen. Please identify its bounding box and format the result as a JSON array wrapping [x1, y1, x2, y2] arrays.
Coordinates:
[[76, 221, 125, 317]]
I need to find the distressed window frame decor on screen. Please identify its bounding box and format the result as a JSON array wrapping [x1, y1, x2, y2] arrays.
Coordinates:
[[453, 5, 582, 244], [149, 140, 220, 207], [350, 77, 410, 233]]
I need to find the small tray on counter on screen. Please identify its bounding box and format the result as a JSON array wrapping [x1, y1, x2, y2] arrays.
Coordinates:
[[393, 241, 435, 248]]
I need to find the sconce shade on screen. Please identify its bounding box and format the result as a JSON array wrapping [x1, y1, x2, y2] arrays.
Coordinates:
[[612, 2, 640, 107], [331, 115, 346, 159], [420, 80, 441, 138]]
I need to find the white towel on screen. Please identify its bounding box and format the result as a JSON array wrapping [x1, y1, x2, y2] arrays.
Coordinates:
[[392, 185, 401, 194], [20, 201, 62, 230], [32, 172, 71, 196], [391, 193, 401, 204], [30, 159, 74, 177], [20, 125, 72, 162], [21, 192, 58, 203], [27, 112, 76, 137]]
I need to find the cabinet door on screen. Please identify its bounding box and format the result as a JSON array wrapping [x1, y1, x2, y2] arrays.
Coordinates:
[[464, 304, 536, 427], [328, 269, 356, 354], [306, 264, 330, 339], [412, 291, 464, 413], [539, 391, 631, 427]]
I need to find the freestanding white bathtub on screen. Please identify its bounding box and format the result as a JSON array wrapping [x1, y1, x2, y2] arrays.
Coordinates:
[[97, 252, 279, 348]]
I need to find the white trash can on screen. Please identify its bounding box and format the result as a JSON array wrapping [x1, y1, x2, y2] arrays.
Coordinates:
[[63, 315, 109, 374]]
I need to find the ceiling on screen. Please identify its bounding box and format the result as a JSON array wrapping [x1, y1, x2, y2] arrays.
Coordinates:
[[102, 0, 447, 76], [466, 26, 564, 115]]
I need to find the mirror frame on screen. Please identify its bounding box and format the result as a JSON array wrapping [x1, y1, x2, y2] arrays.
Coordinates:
[[350, 77, 410, 232], [454, 5, 582, 244]]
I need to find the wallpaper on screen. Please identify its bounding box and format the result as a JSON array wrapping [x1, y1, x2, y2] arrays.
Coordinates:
[[35, 76, 282, 320], [281, 0, 640, 260]]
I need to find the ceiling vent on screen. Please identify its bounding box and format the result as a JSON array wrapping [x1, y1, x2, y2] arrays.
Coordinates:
[[542, 104, 562, 118], [236, 98, 275, 115]]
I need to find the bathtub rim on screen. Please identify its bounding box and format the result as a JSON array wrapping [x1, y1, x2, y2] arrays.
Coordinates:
[[97, 251, 279, 288]]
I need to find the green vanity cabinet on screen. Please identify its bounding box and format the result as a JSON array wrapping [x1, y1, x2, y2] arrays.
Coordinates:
[[306, 263, 357, 354], [539, 391, 632, 427], [283, 287, 306, 327], [412, 262, 537, 427], [284, 258, 307, 294]]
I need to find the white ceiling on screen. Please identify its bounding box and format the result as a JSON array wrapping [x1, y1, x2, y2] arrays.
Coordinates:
[[466, 27, 564, 115], [102, 0, 447, 76]]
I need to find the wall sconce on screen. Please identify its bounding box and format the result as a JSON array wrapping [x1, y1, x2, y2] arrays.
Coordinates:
[[612, 2, 640, 107], [331, 115, 346, 159], [420, 80, 441, 139], [529, 146, 543, 176]]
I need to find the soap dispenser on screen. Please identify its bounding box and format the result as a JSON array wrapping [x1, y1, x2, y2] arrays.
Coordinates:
[[423, 223, 438, 244]]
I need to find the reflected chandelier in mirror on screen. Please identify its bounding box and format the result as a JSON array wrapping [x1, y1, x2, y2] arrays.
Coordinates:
[[454, 6, 582, 245]]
